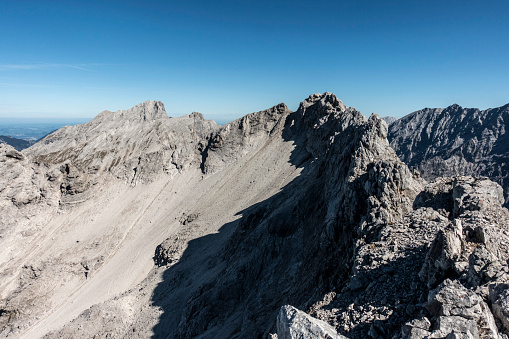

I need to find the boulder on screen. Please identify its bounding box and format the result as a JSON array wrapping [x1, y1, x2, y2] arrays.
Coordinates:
[[489, 283, 509, 333], [426, 279, 498, 338], [419, 220, 463, 288], [277, 305, 346, 339]]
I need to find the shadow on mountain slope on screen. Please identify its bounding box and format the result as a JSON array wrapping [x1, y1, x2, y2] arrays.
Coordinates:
[[150, 122, 337, 338], [317, 244, 430, 337], [150, 93, 417, 338]]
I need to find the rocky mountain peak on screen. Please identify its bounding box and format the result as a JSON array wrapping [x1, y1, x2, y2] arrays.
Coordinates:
[[287, 93, 365, 159], [292, 93, 358, 131], [300, 92, 346, 112], [95, 100, 167, 123], [24, 100, 219, 187], [189, 112, 205, 120], [446, 103, 462, 111]]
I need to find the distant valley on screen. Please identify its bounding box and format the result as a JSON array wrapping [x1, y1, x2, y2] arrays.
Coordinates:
[[0, 119, 89, 141]]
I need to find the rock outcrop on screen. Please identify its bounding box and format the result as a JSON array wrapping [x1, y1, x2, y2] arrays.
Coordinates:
[[388, 103, 509, 207], [276, 305, 347, 339], [202, 102, 291, 174]]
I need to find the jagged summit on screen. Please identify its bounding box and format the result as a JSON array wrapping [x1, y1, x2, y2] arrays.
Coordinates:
[[94, 100, 168, 123], [299, 92, 347, 111], [25, 100, 219, 185], [444, 103, 462, 110], [388, 101, 509, 206], [189, 112, 205, 120], [292, 92, 360, 130]]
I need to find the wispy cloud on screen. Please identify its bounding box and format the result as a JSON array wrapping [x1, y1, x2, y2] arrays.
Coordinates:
[[0, 82, 62, 87], [0, 63, 102, 72], [65, 64, 97, 72]]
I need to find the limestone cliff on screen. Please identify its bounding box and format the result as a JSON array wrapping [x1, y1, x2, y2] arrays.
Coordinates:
[[388, 103, 509, 207]]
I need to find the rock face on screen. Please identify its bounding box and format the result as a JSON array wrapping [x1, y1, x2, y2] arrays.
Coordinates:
[[1, 93, 509, 339], [490, 283, 509, 333], [426, 279, 498, 338], [388, 103, 509, 207], [277, 305, 347, 339], [26, 100, 219, 185]]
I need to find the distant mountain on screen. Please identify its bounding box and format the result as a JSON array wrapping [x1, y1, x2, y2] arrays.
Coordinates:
[[381, 116, 398, 125], [388, 103, 509, 206], [0, 135, 35, 151]]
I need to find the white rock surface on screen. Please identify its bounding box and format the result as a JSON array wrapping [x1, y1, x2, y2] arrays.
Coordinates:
[[277, 305, 346, 339]]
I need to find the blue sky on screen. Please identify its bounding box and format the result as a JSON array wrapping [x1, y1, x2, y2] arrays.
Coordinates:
[[1, 0, 508, 123]]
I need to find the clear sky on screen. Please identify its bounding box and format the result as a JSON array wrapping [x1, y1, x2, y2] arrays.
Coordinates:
[[1, 0, 508, 123]]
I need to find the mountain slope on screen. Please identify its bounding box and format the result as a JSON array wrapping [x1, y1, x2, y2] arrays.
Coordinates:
[[388, 103, 509, 206], [0, 102, 220, 336], [1, 95, 508, 339]]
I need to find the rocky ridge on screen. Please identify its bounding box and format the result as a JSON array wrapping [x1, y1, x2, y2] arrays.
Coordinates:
[[0, 103, 219, 336], [388, 103, 509, 207], [26, 100, 219, 185], [1, 94, 508, 338]]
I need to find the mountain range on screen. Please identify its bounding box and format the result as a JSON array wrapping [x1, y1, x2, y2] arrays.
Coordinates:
[[1, 94, 508, 338], [388, 103, 509, 208]]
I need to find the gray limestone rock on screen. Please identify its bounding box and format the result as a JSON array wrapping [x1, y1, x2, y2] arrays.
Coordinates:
[[388, 103, 509, 207], [468, 246, 496, 287], [202, 102, 291, 174], [420, 220, 463, 289], [4, 148, 24, 160], [401, 317, 432, 339], [426, 279, 498, 338], [434, 316, 480, 339], [490, 283, 509, 333], [277, 305, 346, 339], [153, 236, 186, 267]]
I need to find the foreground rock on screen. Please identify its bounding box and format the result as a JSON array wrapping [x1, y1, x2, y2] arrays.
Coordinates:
[[490, 283, 509, 334], [426, 279, 498, 338], [276, 305, 347, 339]]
